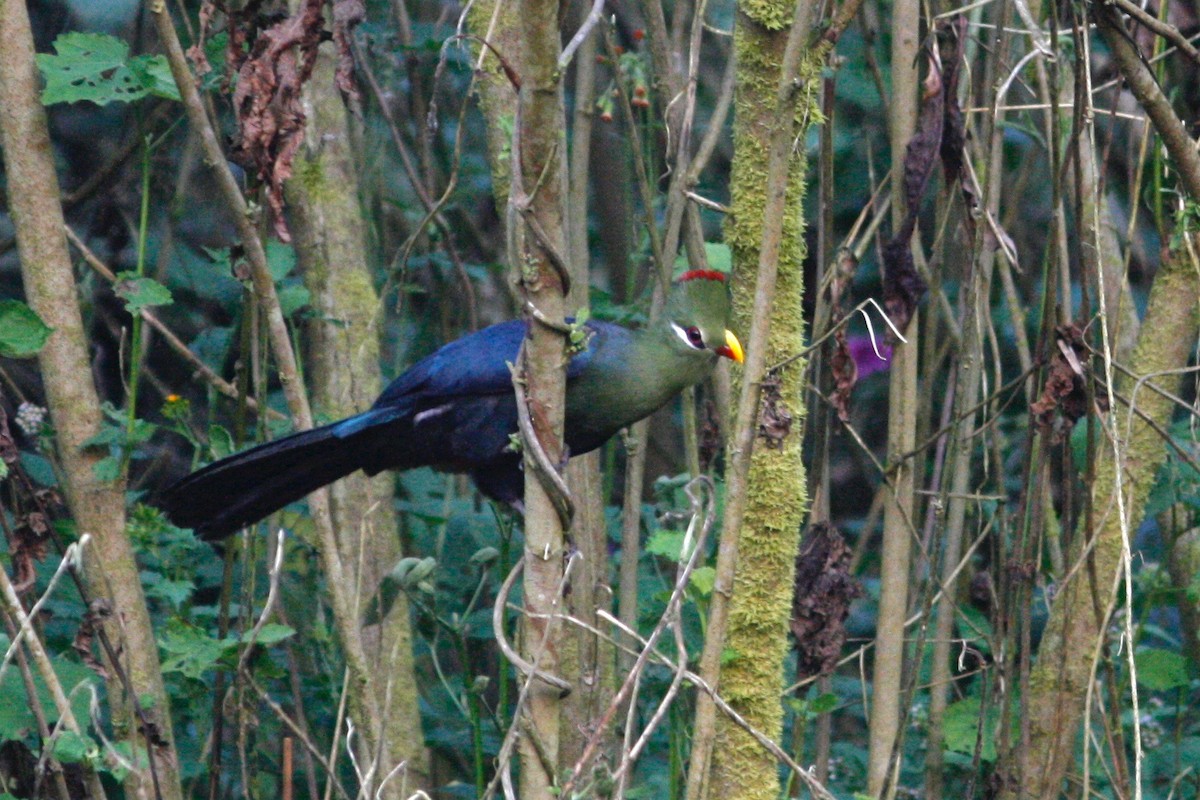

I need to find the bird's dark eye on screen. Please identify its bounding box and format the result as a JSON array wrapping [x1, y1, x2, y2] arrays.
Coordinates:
[[685, 326, 705, 349]]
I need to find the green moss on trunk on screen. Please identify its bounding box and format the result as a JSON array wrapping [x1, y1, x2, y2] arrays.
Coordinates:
[[1015, 243, 1200, 799], [708, 15, 824, 800]]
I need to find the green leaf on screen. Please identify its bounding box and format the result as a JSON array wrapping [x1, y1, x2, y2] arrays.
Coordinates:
[[0, 300, 53, 358], [688, 566, 715, 596], [945, 695, 993, 762], [127, 53, 180, 101], [277, 284, 311, 316], [0, 656, 96, 743], [36, 33, 175, 106], [809, 692, 839, 714], [703, 242, 732, 274], [20, 453, 57, 486], [266, 240, 297, 282], [645, 529, 684, 561], [52, 730, 97, 764], [242, 623, 295, 646], [159, 624, 236, 679], [208, 425, 235, 460], [92, 455, 122, 482], [1135, 648, 1191, 691], [114, 272, 173, 314]]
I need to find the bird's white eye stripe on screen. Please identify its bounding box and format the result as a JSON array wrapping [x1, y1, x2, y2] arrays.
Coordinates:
[[671, 322, 708, 350], [671, 323, 694, 347]]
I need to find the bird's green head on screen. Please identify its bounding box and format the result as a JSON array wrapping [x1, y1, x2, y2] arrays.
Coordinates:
[[664, 270, 744, 364]]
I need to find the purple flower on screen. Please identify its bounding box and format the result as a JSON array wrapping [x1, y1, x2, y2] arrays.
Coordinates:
[[848, 335, 891, 378]]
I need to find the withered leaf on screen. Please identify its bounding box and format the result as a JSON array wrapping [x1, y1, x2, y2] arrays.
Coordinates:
[[230, 0, 326, 242], [332, 0, 366, 102], [758, 372, 793, 448], [830, 328, 857, 424], [1030, 324, 1107, 440], [73, 601, 113, 679], [791, 523, 861, 680]]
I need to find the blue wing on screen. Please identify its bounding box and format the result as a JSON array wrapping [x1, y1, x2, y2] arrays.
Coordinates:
[[326, 319, 600, 443]]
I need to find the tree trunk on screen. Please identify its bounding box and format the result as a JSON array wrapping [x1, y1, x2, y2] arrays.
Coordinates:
[[0, 4, 183, 798], [1006, 3, 1200, 794], [284, 43, 431, 795], [868, 0, 920, 789], [687, 0, 823, 795], [1012, 242, 1200, 799], [512, 0, 571, 795]]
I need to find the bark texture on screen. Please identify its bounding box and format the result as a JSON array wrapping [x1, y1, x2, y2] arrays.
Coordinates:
[[703, 5, 819, 798], [0, 3, 183, 798], [868, 0, 920, 787], [512, 0, 570, 795], [1014, 246, 1200, 799], [285, 44, 430, 793]]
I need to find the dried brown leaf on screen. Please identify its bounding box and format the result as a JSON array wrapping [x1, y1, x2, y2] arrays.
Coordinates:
[[758, 372, 793, 448], [830, 328, 857, 423], [73, 600, 112, 679], [332, 0, 366, 102], [1030, 324, 1106, 440], [229, 0, 326, 241], [791, 523, 861, 680]]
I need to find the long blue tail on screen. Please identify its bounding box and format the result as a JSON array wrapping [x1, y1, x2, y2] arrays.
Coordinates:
[[160, 413, 388, 540]]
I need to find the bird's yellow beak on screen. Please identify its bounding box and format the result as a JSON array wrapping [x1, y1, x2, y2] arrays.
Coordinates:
[[717, 330, 744, 363]]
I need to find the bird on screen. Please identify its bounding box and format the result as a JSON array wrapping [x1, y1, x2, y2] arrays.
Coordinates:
[[159, 270, 743, 540]]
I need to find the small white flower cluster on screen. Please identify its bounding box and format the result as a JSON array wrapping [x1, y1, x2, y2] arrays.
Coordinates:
[[15, 402, 47, 437]]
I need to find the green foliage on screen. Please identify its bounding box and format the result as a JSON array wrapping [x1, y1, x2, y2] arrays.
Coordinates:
[[36, 32, 179, 106], [943, 695, 1008, 763], [113, 272, 173, 314], [0, 300, 53, 358], [1135, 648, 1192, 691], [82, 402, 158, 481], [0, 653, 95, 743]]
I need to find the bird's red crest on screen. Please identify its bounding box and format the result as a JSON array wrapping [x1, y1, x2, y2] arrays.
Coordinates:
[[677, 269, 727, 283]]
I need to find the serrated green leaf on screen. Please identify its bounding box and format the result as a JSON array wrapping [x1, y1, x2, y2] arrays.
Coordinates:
[[0, 300, 53, 358], [1135, 647, 1191, 691], [943, 696, 999, 762], [159, 624, 236, 679], [36, 32, 161, 106], [114, 272, 173, 314]]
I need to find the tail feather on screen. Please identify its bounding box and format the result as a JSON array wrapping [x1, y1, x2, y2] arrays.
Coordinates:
[[160, 421, 367, 540]]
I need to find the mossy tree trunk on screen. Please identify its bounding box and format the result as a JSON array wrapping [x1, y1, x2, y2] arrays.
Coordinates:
[[687, 0, 823, 795], [1012, 243, 1200, 798], [1005, 3, 1200, 795], [284, 43, 430, 795], [0, 4, 184, 798]]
